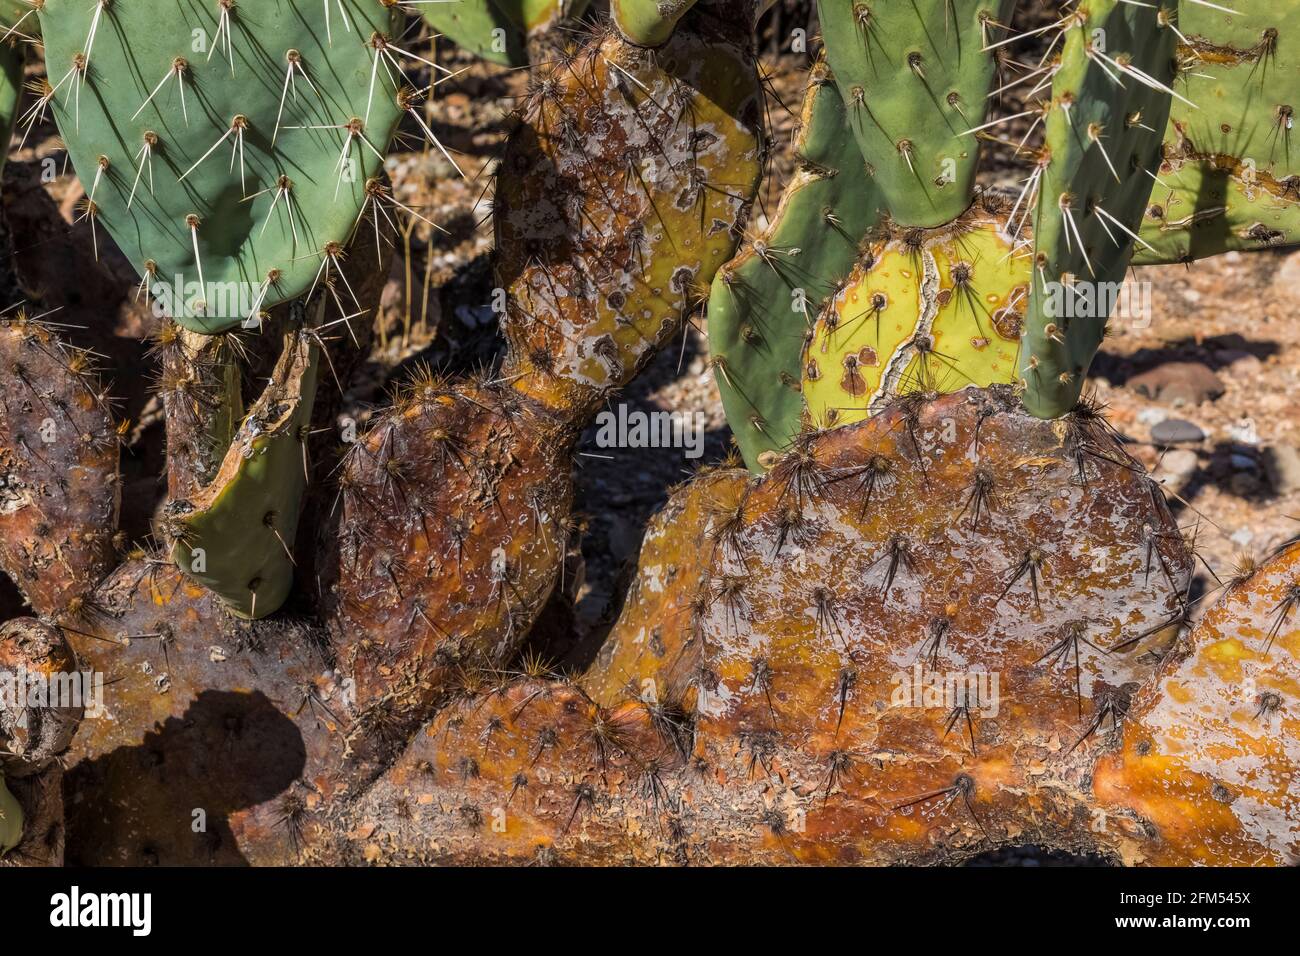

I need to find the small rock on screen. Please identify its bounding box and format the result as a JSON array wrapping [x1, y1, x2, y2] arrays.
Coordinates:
[[1137, 407, 1166, 427], [1263, 444, 1300, 495], [1230, 453, 1258, 472], [1216, 349, 1263, 376], [1273, 248, 1300, 299], [1230, 527, 1255, 548], [1155, 448, 1199, 485], [1150, 418, 1205, 445], [1228, 419, 1259, 445], [1128, 362, 1224, 405]]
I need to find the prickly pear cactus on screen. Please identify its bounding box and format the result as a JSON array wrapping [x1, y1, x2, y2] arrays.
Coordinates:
[[1134, 3, 1300, 263], [37, 0, 405, 332], [1094, 540, 1300, 865], [815, 0, 1015, 228], [422, 0, 591, 66], [0, 310, 120, 621], [708, 60, 883, 471], [1018, 1, 1176, 418], [801, 204, 1028, 432], [166, 327, 319, 619], [496, 13, 763, 420], [342, 388, 1220, 864]]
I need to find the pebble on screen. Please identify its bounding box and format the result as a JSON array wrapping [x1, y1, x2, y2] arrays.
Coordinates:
[[1128, 362, 1224, 406], [1231, 527, 1255, 548], [1151, 418, 1205, 445], [1155, 448, 1199, 485], [1263, 444, 1300, 495]]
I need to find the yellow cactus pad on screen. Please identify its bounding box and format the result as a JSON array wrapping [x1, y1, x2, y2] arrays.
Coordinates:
[[802, 213, 1030, 430]]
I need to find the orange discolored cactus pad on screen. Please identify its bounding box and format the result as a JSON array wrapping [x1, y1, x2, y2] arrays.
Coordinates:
[[322, 378, 576, 777], [343, 388, 1219, 864], [1094, 542, 1300, 866], [0, 312, 120, 620], [494, 20, 763, 420], [341, 676, 684, 865]]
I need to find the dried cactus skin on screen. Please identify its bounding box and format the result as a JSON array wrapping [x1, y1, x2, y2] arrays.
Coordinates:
[[155, 325, 245, 502], [1093, 541, 1300, 866], [1132, 5, 1300, 263], [1019, 2, 1175, 419], [0, 618, 82, 865], [62, 559, 349, 865], [356, 389, 1205, 864], [814, 0, 1014, 229], [614, 389, 1190, 863], [495, 13, 763, 421], [167, 328, 319, 620], [708, 62, 884, 472], [37, 0, 403, 333], [0, 619, 83, 778], [801, 208, 1028, 433], [0, 314, 120, 621], [321, 381, 575, 781], [586, 463, 747, 708], [339, 677, 679, 864]]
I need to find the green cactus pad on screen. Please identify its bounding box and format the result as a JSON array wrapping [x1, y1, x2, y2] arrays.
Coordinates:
[[1133, 4, 1300, 264], [1019, 1, 1174, 419], [422, 0, 591, 66], [816, 0, 1013, 228], [612, 0, 698, 47], [39, 0, 403, 334], [0, 773, 20, 856], [0, 0, 39, 39], [0, 35, 21, 168], [708, 64, 884, 471], [420, 0, 527, 67], [169, 325, 319, 619]]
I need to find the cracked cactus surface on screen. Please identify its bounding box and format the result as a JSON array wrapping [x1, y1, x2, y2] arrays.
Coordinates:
[[815, 0, 1015, 228], [1094, 540, 1300, 866], [37, 0, 404, 332], [708, 59, 883, 471], [1018, 1, 1175, 418], [0, 312, 120, 620], [496, 11, 763, 421], [1133, 3, 1300, 263], [802, 204, 1028, 432]]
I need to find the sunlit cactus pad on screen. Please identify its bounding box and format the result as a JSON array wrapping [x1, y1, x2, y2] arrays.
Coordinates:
[[38, 0, 405, 332]]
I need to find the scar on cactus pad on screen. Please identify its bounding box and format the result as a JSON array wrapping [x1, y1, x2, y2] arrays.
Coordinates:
[[803, 205, 1028, 432]]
